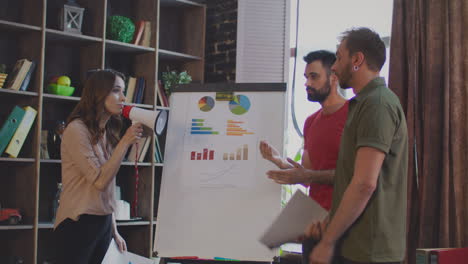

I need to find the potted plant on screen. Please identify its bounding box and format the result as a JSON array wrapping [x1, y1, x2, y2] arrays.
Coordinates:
[[0, 64, 7, 88], [161, 70, 192, 97]]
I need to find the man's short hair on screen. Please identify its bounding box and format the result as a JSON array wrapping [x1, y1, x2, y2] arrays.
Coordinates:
[[303, 50, 336, 75], [339, 27, 386, 71]]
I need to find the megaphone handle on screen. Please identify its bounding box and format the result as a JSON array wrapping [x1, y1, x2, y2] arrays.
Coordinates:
[[132, 142, 139, 217]]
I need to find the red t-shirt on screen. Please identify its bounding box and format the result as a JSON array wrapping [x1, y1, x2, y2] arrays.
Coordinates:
[[303, 101, 348, 210]]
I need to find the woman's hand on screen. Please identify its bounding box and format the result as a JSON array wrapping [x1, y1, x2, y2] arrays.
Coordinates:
[[113, 231, 127, 252], [121, 123, 144, 146]]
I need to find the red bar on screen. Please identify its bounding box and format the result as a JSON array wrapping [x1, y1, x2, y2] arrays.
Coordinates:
[[209, 150, 214, 160], [197, 153, 202, 160], [203, 148, 208, 160], [191, 151, 196, 160]]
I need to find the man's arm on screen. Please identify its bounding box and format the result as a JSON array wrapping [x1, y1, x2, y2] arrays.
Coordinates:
[[266, 150, 334, 185], [310, 147, 385, 263]]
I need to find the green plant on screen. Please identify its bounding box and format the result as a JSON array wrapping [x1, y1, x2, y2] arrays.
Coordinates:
[[106, 16, 135, 43], [0, 64, 6, 73], [161, 70, 192, 96]]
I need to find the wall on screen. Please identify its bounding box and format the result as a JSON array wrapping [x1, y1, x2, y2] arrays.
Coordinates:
[[204, 0, 238, 82]]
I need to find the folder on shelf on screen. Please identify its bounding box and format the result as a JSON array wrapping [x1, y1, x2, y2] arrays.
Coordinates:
[[0, 106, 26, 155], [5, 106, 37, 158], [132, 20, 145, 45]]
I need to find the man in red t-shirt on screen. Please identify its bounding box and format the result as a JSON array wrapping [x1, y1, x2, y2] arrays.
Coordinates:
[[259, 50, 348, 264]]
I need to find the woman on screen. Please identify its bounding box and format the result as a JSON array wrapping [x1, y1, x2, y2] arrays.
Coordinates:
[[54, 69, 143, 264]]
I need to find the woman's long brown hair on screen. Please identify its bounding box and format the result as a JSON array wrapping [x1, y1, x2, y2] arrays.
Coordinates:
[[67, 69, 125, 148]]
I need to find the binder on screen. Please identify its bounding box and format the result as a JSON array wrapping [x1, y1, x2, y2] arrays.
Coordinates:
[[0, 106, 26, 155], [5, 106, 37, 158]]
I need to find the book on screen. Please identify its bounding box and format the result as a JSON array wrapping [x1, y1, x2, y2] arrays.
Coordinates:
[[133, 77, 145, 104], [19, 60, 36, 91], [138, 135, 152, 162], [5, 106, 37, 158], [140, 21, 151, 47], [5, 59, 32, 91], [154, 135, 163, 163], [40, 130, 50, 159], [0, 73, 7, 88], [132, 20, 145, 45], [0, 106, 26, 155], [125, 76, 137, 103], [157, 80, 169, 107]]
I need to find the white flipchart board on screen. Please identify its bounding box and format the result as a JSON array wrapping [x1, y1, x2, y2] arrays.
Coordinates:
[[154, 83, 287, 261]]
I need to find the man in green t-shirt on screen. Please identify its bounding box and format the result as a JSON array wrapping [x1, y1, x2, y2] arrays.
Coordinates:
[[308, 27, 408, 264]]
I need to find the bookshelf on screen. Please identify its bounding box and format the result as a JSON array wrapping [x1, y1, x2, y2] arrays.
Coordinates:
[[0, 0, 205, 263]]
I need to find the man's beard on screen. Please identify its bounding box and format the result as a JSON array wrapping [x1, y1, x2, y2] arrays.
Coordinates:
[[337, 63, 353, 89], [307, 81, 331, 103]]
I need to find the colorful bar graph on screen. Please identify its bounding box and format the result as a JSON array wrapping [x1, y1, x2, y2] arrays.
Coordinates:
[[223, 144, 249, 161], [226, 120, 254, 136], [190, 148, 215, 161], [190, 118, 219, 135]]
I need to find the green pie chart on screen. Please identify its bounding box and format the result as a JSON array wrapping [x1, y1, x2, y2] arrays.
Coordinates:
[[229, 95, 250, 115]]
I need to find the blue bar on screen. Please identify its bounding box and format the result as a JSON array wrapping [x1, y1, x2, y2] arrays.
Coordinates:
[[190, 131, 219, 135]]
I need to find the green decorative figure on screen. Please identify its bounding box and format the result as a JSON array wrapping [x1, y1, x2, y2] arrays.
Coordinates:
[[107, 15, 135, 43]]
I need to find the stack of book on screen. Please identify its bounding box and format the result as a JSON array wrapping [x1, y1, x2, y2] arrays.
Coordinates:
[[0, 105, 37, 158], [132, 20, 152, 47], [3, 59, 36, 91], [124, 76, 146, 104], [127, 135, 152, 163]]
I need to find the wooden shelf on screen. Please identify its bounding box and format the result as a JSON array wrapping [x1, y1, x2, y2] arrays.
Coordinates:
[[121, 161, 153, 167], [0, 225, 34, 230], [106, 40, 155, 54], [42, 93, 80, 102], [0, 0, 205, 261], [46, 28, 102, 45], [160, 0, 204, 8], [159, 49, 202, 61], [0, 157, 35, 163], [116, 221, 151, 226], [37, 222, 54, 229], [40, 159, 61, 164], [0, 19, 41, 33], [0, 88, 38, 97]]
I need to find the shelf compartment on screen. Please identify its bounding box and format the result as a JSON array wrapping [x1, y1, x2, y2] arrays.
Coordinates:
[[0, 0, 43, 27], [45, 0, 105, 38], [0, 163, 37, 226], [0, 229, 34, 263]]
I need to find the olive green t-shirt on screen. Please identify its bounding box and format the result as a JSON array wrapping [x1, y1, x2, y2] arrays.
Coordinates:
[[330, 77, 408, 262]]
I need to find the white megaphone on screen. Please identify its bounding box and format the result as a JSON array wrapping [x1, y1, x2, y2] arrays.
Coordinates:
[[122, 106, 168, 135]]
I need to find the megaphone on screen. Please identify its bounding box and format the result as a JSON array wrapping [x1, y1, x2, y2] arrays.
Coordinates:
[[122, 106, 168, 136]]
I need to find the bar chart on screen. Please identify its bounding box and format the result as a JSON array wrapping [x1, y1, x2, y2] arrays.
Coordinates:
[[190, 148, 215, 160], [190, 119, 219, 135], [223, 144, 249, 161], [226, 120, 254, 136]]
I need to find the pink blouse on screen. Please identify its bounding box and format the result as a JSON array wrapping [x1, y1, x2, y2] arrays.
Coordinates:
[[54, 120, 116, 228]]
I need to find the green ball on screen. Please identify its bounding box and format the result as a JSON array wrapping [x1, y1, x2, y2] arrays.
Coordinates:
[[107, 16, 135, 43]]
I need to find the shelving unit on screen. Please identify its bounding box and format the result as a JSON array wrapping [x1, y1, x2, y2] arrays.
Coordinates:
[[0, 0, 205, 263]]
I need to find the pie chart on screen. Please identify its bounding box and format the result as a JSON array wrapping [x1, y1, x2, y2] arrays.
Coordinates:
[[229, 95, 250, 115], [198, 96, 215, 112]]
